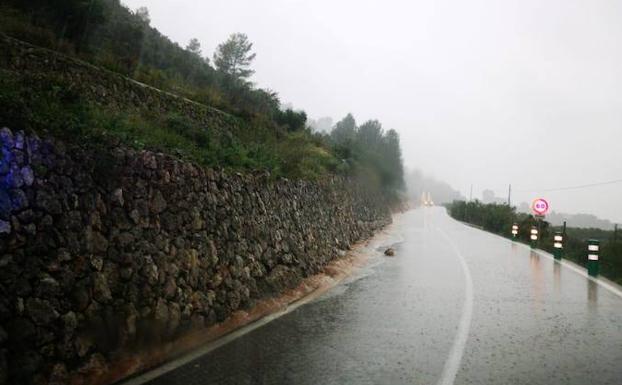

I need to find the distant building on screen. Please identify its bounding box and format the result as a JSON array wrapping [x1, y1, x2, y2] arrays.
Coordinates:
[[482, 189, 506, 204]]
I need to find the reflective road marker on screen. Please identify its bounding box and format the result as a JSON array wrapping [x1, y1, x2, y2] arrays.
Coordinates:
[[587, 239, 600, 277], [553, 231, 563, 260], [530, 227, 538, 248]]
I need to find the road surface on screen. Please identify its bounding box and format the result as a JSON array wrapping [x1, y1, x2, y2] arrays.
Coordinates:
[[130, 207, 622, 385]]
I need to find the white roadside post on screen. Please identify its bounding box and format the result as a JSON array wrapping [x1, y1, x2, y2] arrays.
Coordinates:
[[530, 227, 538, 249], [511, 223, 519, 239], [587, 239, 600, 277], [553, 231, 563, 260]]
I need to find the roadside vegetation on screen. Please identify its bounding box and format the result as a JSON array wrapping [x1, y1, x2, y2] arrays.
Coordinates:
[[0, 0, 404, 199], [448, 200, 622, 284]]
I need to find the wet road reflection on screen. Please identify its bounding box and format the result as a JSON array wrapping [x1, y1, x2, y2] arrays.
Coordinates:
[[553, 261, 561, 293], [588, 280, 598, 306], [138, 208, 622, 385]]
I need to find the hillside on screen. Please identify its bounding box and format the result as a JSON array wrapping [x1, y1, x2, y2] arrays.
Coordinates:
[[0, 0, 404, 199], [0, 3, 409, 383]]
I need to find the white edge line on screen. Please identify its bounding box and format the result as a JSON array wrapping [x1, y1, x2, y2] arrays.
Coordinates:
[[520, 242, 622, 299], [119, 282, 337, 385], [119, 233, 397, 385], [454, 218, 622, 300], [435, 226, 474, 385], [119, 220, 407, 385]]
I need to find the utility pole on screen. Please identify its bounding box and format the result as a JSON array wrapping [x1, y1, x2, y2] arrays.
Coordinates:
[[469, 184, 473, 202], [537, 216, 542, 248], [614, 224, 618, 242], [507, 184, 512, 206]]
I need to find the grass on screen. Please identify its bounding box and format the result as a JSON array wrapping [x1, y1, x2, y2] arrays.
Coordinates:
[[0, 70, 342, 180]]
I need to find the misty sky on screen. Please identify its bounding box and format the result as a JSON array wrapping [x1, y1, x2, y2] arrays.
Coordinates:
[[124, 0, 622, 223]]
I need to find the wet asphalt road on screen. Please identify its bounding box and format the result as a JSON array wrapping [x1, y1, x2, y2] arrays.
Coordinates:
[[139, 207, 622, 385]]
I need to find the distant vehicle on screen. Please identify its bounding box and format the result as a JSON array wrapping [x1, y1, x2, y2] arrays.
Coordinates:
[[421, 192, 434, 206]]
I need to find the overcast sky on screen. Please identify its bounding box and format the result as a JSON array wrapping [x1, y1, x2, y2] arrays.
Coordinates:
[[124, 0, 622, 223]]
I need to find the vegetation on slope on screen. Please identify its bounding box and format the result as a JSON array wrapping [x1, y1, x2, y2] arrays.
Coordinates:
[[0, 0, 404, 199]]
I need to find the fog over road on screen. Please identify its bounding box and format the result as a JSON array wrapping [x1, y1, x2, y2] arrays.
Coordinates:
[[134, 208, 622, 385]]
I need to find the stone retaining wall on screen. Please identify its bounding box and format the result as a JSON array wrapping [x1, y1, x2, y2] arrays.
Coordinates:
[[0, 127, 391, 385]]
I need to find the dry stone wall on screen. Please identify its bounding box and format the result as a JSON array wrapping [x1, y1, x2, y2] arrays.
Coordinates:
[[0, 127, 391, 385]]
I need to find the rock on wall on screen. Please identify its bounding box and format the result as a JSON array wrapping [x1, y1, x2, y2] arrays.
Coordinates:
[[0, 127, 391, 385]]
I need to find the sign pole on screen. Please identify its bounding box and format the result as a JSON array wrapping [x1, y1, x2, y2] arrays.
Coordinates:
[[530, 198, 549, 250], [537, 217, 541, 248]]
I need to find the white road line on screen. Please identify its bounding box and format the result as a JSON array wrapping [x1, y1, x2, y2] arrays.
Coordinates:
[[120, 285, 333, 385], [119, 238, 391, 385], [435, 226, 474, 385], [517, 242, 622, 300], [455, 217, 622, 300]]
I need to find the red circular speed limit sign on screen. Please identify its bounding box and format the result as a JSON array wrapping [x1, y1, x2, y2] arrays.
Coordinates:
[[532, 198, 549, 216]]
